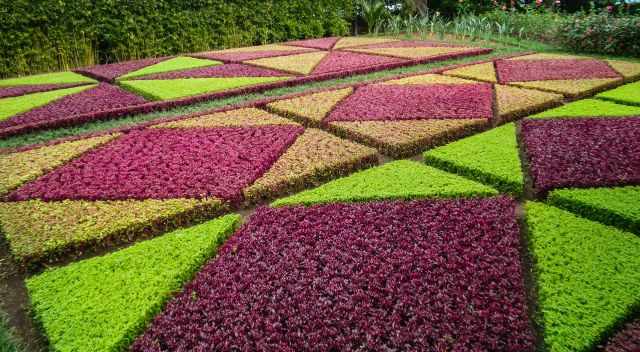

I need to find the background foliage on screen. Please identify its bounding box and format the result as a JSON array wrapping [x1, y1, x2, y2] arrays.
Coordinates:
[[0, 0, 354, 78]]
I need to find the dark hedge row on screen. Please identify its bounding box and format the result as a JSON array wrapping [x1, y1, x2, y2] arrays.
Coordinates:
[[0, 0, 354, 78]]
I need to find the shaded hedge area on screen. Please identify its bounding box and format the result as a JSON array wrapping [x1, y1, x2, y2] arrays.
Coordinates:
[[0, 0, 354, 78]]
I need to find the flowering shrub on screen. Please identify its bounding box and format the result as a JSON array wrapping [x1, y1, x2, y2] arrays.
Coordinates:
[[132, 63, 288, 80], [26, 214, 239, 352], [605, 319, 640, 352], [325, 84, 494, 122], [133, 197, 535, 351], [75, 57, 168, 81], [0, 83, 147, 129], [286, 37, 340, 50], [598, 81, 640, 106], [496, 59, 620, 83], [10, 126, 303, 203], [424, 123, 523, 195], [243, 128, 378, 202], [525, 202, 640, 352], [0, 197, 224, 266], [272, 160, 498, 207], [530, 98, 640, 119], [549, 186, 640, 235], [521, 118, 640, 194]]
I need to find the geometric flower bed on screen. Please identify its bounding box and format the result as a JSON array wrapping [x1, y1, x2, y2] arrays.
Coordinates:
[[267, 74, 561, 157], [529, 98, 640, 119], [133, 197, 536, 351], [423, 123, 524, 195], [521, 118, 640, 194], [525, 202, 640, 352], [443, 53, 640, 98], [597, 80, 640, 106], [26, 214, 239, 352], [0, 71, 96, 98]]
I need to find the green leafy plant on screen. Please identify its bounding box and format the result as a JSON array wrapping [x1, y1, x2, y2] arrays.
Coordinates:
[[359, 0, 389, 34]]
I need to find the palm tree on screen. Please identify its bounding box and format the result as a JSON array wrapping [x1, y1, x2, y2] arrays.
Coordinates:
[[359, 0, 389, 34]]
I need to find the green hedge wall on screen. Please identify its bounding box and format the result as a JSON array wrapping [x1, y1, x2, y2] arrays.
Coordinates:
[[0, 0, 354, 78]]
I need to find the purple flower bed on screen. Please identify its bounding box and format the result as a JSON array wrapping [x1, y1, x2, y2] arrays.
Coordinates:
[[496, 59, 620, 83], [0, 83, 86, 99], [522, 118, 640, 194], [74, 57, 168, 81], [0, 83, 148, 129], [286, 37, 340, 50], [132, 196, 534, 351], [325, 84, 493, 122], [196, 49, 312, 63], [311, 51, 405, 75], [605, 319, 640, 352], [10, 126, 303, 203], [356, 40, 465, 49], [131, 63, 289, 80]]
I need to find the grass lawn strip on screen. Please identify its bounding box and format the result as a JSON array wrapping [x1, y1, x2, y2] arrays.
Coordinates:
[[118, 57, 222, 80], [132, 197, 534, 351], [0, 197, 224, 266], [524, 202, 640, 352], [119, 77, 289, 100], [0, 85, 94, 122], [549, 186, 640, 235], [424, 123, 523, 195], [243, 128, 378, 202], [0, 134, 119, 196], [529, 99, 640, 119], [272, 160, 498, 207], [597, 81, 640, 106], [26, 214, 239, 352]]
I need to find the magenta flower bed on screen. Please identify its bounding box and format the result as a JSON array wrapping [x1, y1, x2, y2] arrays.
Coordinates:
[[605, 319, 640, 352], [325, 84, 493, 122], [196, 49, 311, 63], [0, 83, 148, 130], [131, 63, 289, 80], [496, 59, 620, 83], [74, 57, 168, 81], [311, 51, 405, 75], [522, 118, 640, 194], [356, 40, 464, 49], [10, 126, 303, 203], [0, 83, 86, 99], [132, 197, 535, 351], [286, 37, 340, 50]]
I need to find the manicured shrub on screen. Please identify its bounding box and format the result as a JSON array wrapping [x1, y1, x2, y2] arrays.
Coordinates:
[[0, 197, 224, 266], [424, 123, 523, 195], [132, 64, 288, 80], [0, 83, 147, 129], [0, 134, 119, 196], [521, 118, 640, 194], [529, 99, 640, 119], [118, 57, 222, 80], [549, 186, 640, 235], [597, 81, 640, 106], [272, 160, 498, 207], [133, 197, 534, 351], [325, 83, 494, 122], [605, 319, 640, 352], [244, 128, 378, 202], [26, 214, 240, 352], [119, 77, 288, 101], [524, 202, 640, 352], [0, 85, 94, 122], [10, 126, 303, 204]]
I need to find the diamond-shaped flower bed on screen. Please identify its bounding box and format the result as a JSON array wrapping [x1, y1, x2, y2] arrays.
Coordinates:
[[132, 197, 535, 351], [443, 53, 640, 98], [268, 74, 560, 157], [522, 118, 640, 194], [343, 39, 488, 60], [0, 71, 97, 98]]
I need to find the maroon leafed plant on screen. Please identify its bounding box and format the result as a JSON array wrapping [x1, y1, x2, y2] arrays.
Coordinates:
[[495, 59, 620, 83], [132, 197, 535, 351]]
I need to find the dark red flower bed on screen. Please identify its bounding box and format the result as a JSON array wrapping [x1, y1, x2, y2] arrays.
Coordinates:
[[74, 57, 168, 81], [311, 51, 405, 75], [325, 84, 493, 122], [196, 49, 312, 63], [605, 319, 640, 352], [522, 118, 640, 194], [10, 126, 303, 203], [132, 197, 535, 352], [286, 37, 340, 50], [0, 83, 148, 130], [131, 63, 289, 80], [0, 83, 86, 99], [496, 59, 620, 83]]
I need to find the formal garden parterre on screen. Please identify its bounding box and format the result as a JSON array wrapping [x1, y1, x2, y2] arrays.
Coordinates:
[[2, 38, 640, 352]]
